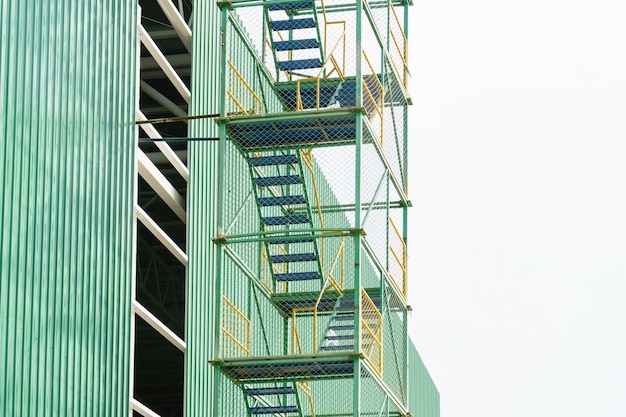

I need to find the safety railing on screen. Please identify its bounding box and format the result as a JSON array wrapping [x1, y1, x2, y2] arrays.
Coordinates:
[[297, 382, 316, 417], [388, 217, 407, 298], [362, 49, 385, 144], [291, 239, 346, 354], [300, 149, 326, 271], [361, 289, 382, 375], [221, 295, 251, 357], [227, 60, 264, 115], [389, 2, 408, 89]]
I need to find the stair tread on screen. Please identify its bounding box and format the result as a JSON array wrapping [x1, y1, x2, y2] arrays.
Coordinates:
[[277, 58, 323, 71], [249, 154, 298, 166], [320, 345, 354, 351], [270, 18, 315, 31], [254, 175, 302, 187], [273, 38, 319, 51], [268, 234, 315, 245], [270, 252, 317, 263], [333, 315, 354, 321], [274, 271, 320, 281], [258, 195, 306, 206], [329, 325, 353, 330], [249, 406, 299, 414], [262, 215, 309, 226], [326, 334, 354, 340], [244, 387, 296, 395]]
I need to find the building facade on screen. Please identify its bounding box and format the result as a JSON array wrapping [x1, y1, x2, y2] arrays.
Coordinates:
[[0, 0, 438, 416]]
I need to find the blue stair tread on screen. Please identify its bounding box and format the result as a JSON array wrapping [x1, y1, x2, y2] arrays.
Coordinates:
[[267, 1, 313, 10], [270, 253, 317, 263], [244, 387, 295, 395], [268, 234, 315, 245], [249, 406, 299, 414], [333, 315, 354, 321], [329, 325, 353, 331], [249, 154, 298, 166], [278, 58, 323, 71], [274, 38, 319, 51], [270, 18, 315, 31], [326, 334, 354, 340], [274, 271, 320, 281], [258, 195, 306, 206], [320, 345, 354, 351], [263, 215, 309, 226], [254, 175, 302, 187]]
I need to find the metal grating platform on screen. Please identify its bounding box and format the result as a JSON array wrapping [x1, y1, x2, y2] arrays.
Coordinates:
[[221, 358, 355, 382]]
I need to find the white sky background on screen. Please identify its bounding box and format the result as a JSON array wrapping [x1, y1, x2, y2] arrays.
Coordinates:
[[407, 1, 626, 416]]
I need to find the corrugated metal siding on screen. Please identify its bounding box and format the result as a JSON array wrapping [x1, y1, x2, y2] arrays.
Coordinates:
[[408, 340, 440, 417], [0, 1, 136, 415], [185, 0, 221, 414]]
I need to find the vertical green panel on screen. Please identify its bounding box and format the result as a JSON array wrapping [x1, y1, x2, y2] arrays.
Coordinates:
[[186, 0, 221, 415], [0, 0, 136, 415], [408, 341, 440, 417]]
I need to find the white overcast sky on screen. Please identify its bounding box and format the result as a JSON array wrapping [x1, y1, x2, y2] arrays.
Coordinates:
[[407, 1, 626, 416]]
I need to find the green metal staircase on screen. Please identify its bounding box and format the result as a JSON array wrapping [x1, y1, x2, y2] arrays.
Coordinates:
[[265, 1, 324, 75], [246, 151, 323, 289]]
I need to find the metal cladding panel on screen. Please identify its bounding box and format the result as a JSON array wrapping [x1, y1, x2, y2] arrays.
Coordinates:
[[408, 340, 441, 417], [0, 1, 136, 416], [186, 0, 221, 415]]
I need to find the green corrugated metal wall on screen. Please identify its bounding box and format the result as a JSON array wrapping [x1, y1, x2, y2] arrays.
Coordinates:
[[0, 1, 136, 415], [408, 340, 440, 417], [186, 0, 221, 414]]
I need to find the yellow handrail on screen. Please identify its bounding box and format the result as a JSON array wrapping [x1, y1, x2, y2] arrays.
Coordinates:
[[295, 77, 321, 110], [362, 49, 385, 144], [296, 382, 316, 417], [300, 150, 326, 272], [360, 289, 383, 375], [320, 0, 346, 77], [389, 217, 407, 298], [221, 296, 251, 357], [227, 60, 263, 114], [389, 2, 408, 88]]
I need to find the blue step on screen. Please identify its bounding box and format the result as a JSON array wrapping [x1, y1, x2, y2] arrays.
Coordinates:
[[270, 18, 315, 31], [249, 406, 299, 414], [273, 39, 319, 51], [254, 175, 302, 187], [244, 387, 295, 395], [278, 58, 323, 71], [262, 215, 309, 226], [326, 334, 354, 341], [329, 325, 353, 331], [258, 195, 306, 206], [268, 234, 314, 245], [320, 345, 354, 351], [270, 253, 317, 263], [274, 271, 320, 281], [333, 315, 354, 321], [249, 154, 298, 166], [267, 1, 313, 11]]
